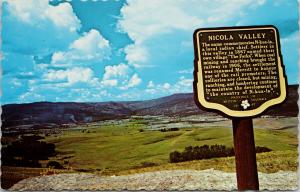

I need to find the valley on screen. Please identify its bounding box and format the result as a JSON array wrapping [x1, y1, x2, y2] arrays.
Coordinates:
[[1, 85, 298, 189]]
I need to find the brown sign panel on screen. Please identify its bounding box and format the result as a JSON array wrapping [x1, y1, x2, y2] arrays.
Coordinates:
[[193, 26, 287, 117]]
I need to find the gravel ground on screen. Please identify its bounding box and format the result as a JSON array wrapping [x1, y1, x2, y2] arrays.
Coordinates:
[[10, 169, 297, 191]]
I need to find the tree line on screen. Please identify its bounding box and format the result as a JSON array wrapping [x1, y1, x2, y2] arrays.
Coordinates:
[[169, 144, 271, 163]]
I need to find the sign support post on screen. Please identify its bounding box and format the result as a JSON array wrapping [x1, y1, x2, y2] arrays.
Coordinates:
[[232, 118, 259, 190]]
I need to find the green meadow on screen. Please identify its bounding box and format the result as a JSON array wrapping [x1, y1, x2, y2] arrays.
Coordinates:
[[44, 118, 298, 175]]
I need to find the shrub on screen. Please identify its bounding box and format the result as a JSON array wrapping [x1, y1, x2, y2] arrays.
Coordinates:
[[46, 161, 64, 169], [255, 146, 272, 153], [141, 162, 157, 167], [169, 145, 271, 163], [160, 128, 179, 132], [2, 135, 56, 167], [169, 151, 182, 163]]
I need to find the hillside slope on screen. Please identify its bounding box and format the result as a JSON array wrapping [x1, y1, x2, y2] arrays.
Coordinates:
[[2, 85, 298, 128]]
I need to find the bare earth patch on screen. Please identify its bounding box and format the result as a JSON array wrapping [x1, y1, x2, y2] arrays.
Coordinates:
[[10, 169, 297, 191]]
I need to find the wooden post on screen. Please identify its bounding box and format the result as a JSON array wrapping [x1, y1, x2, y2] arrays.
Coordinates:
[[232, 118, 259, 190]]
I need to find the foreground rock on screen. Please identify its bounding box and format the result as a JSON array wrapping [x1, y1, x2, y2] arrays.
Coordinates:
[[10, 169, 297, 191]]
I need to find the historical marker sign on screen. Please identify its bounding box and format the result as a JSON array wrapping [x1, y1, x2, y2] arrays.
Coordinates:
[[193, 25, 287, 117]]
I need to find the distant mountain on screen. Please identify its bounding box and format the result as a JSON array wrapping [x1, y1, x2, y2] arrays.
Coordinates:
[[2, 102, 133, 128], [266, 84, 298, 116], [2, 85, 298, 128]]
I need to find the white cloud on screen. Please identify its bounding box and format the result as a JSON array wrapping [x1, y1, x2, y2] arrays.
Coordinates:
[[145, 76, 193, 95], [19, 92, 45, 103], [162, 83, 171, 90], [120, 73, 142, 90], [101, 63, 130, 88], [44, 67, 94, 84], [118, 0, 265, 68], [70, 29, 109, 52], [147, 81, 154, 88], [67, 68, 93, 84], [145, 80, 156, 94], [51, 29, 111, 65], [101, 79, 118, 87], [118, 0, 257, 42], [101, 63, 141, 89], [177, 76, 193, 88], [6, 0, 47, 22], [124, 44, 148, 67], [4, 0, 81, 57], [119, 0, 200, 43], [45, 3, 80, 31], [51, 52, 65, 64], [103, 63, 130, 80], [6, 0, 81, 31]]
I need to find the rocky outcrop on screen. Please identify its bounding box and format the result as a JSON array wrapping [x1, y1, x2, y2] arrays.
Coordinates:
[[10, 169, 297, 191]]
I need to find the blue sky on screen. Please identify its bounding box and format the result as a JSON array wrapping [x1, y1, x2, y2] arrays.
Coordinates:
[[1, 0, 299, 104]]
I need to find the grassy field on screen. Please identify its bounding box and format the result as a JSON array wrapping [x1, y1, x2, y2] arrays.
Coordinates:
[[2, 117, 298, 189], [43, 118, 298, 175]]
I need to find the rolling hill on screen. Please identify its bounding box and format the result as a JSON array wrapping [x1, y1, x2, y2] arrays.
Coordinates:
[[2, 85, 298, 129]]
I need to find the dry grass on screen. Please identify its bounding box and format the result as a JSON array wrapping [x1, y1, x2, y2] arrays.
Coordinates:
[[113, 150, 297, 176], [1, 150, 297, 189], [1, 166, 74, 189]]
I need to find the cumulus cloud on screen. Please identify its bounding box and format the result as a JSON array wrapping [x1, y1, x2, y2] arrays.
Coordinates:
[[120, 73, 142, 90], [102, 63, 130, 80], [119, 0, 265, 41], [6, 0, 81, 31], [3, 0, 81, 56], [162, 83, 171, 90], [51, 29, 111, 65], [101, 63, 141, 89], [127, 73, 142, 88], [70, 29, 109, 53], [145, 76, 192, 95], [119, 0, 200, 42], [124, 44, 148, 67], [117, 0, 267, 68], [43, 67, 94, 84]]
